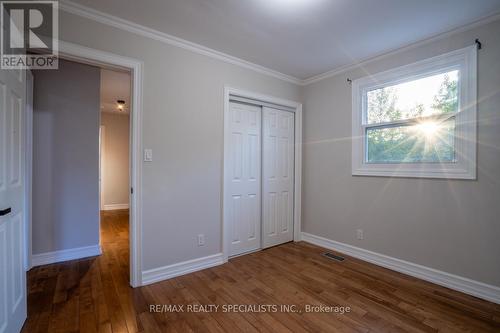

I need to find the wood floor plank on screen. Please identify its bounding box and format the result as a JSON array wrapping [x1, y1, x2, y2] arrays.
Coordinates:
[[22, 210, 500, 332]]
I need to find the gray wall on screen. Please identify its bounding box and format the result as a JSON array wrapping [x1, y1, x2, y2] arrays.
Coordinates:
[[302, 19, 500, 287], [58, 11, 302, 271], [32, 59, 100, 254], [100, 113, 130, 207]]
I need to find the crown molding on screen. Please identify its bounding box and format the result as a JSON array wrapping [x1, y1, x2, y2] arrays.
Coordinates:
[[59, 0, 302, 85], [302, 12, 500, 85], [60, 1, 500, 87]]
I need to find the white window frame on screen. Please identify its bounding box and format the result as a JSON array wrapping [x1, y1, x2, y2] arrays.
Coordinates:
[[351, 45, 477, 179]]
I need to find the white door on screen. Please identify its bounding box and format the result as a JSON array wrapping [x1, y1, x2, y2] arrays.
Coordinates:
[[262, 107, 294, 248], [0, 68, 27, 333], [227, 102, 262, 256]]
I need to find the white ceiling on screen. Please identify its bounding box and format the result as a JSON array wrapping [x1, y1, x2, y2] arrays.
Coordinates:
[[72, 0, 500, 80], [100, 69, 131, 114]]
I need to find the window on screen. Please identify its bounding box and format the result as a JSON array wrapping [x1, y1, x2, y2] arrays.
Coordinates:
[[351, 46, 477, 179]]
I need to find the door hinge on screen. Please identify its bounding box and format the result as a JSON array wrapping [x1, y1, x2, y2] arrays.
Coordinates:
[[131, 187, 134, 194]]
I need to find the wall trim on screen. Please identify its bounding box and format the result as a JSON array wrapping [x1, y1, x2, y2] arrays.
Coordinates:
[[102, 203, 129, 211], [302, 12, 500, 85], [31, 245, 102, 267], [142, 253, 224, 286], [59, 1, 500, 87], [301, 232, 500, 305], [59, 0, 301, 85]]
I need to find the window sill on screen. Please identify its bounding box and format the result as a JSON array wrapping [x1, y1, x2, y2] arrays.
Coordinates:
[[352, 165, 476, 180]]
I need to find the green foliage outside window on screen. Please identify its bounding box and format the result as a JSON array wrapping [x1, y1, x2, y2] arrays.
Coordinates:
[[366, 72, 458, 163]]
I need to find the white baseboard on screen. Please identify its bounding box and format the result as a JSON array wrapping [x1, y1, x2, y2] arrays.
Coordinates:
[[301, 232, 500, 304], [142, 253, 224, 286], [102, 203, 129, 211], [31, 244, 102, 267]]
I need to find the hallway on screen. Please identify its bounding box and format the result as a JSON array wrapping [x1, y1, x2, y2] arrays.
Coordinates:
[[23, 210, 138, 332]]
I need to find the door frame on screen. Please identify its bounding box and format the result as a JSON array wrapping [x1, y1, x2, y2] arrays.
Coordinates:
[[25, 41, 144, 287], [222, 86, 302, 263], [24, 70, 33, 271], [99, 125, 106, 212]]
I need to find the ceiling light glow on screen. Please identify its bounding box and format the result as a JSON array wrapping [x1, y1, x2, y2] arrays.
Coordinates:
[[116, 99, 125, 111], [258, 0, 324, 13]]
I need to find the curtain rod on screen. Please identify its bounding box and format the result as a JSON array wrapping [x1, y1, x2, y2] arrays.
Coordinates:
[[346, 39, 482, 85]]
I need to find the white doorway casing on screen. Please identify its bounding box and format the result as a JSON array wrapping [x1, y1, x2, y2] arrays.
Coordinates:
[[25, 70, 33, 272], [223, 87, 302, 262], [25, 41, 144, 287], [99, 125, 106, 212]]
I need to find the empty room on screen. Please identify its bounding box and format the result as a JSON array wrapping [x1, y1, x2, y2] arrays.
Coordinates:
[[0, 0, 499, 332]]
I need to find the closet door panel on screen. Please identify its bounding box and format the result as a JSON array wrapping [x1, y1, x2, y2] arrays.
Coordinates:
[[227, 102, 262, 256], [262, 107, 294, 248]]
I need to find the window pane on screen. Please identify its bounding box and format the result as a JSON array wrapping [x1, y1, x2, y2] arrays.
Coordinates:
[[366, 70, 459, 124], [366, 118, 455, 163]]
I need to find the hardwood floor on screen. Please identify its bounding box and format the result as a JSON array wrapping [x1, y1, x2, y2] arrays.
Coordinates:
[[23, 211, 500, 332]]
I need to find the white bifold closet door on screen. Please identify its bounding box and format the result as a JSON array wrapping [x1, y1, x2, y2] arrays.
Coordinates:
[[262, 107, 294, 249], [227, 102, 262, 257]]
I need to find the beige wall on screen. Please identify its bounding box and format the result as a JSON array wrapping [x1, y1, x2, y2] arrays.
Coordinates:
[[302, 19, 500, 287], [58, 7, 499, 287], [59, 11, 302, 271], [32, 59, 100, 254], [100, 113, 130, 208]]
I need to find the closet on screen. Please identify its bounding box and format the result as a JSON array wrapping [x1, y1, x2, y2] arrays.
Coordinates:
[[226, 99, 295, 257]]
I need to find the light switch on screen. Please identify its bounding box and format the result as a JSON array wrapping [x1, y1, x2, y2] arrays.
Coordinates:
[[144, 149, 153, 162]]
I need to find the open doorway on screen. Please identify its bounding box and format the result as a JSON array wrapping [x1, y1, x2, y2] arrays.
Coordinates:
[[24, 42, 142, 287], [28, 52, 139, 286], [99, 68, 131, 277], [31, 59, 103, 269]]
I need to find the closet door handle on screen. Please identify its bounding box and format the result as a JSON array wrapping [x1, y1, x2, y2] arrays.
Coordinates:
[[0, 207, 11, 217]]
